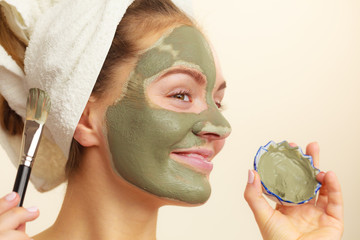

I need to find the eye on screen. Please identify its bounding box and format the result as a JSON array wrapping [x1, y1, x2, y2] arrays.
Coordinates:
[[173, 93, 190, 101], [169, 90, 192, 102]]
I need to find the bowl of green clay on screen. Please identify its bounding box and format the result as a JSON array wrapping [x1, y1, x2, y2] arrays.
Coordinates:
[[254, 141, 321, 205]]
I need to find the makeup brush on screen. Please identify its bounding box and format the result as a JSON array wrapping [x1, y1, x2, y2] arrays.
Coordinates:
[[13, 88, 51, 207]]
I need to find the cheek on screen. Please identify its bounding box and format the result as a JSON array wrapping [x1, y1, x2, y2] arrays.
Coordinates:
[[105, 104, 212, 204]]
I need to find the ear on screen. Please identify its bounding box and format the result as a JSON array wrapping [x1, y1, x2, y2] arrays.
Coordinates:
[[73, 102, 102, 147]]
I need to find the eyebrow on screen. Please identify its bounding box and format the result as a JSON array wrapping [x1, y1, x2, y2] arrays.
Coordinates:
[[158, 67, 227, 91], [160, 67, 207, 85]]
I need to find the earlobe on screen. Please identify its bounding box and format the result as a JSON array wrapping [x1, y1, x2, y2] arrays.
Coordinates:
[[73, 104, 102, 147]]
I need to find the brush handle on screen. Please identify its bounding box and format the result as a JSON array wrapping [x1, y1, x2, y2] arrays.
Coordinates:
[[13, 165, 31, 207]]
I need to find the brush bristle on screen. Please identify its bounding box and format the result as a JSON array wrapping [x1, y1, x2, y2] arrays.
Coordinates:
[[26, 88, 51, 123]]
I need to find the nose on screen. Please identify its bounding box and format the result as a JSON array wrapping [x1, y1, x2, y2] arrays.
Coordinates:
[[192, 110, 231, 140]]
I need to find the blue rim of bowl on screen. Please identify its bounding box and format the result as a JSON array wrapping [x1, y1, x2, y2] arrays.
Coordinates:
[[254, 140, 322, 205]]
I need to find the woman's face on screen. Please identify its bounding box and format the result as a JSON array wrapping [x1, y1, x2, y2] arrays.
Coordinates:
[[106, 26, 231, 204]]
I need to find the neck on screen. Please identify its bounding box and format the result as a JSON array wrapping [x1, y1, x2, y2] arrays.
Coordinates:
[[35, 147, 163, 240]]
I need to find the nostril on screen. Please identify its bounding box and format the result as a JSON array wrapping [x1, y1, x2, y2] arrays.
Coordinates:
[[194, 131, 223, 140], [203, 132, 220, 138]]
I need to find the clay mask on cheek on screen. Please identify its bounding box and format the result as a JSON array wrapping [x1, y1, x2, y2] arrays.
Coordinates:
[[106, 26, 231, 204]]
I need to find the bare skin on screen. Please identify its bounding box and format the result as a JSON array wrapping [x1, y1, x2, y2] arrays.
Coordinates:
[[0, 193, 38, 240]]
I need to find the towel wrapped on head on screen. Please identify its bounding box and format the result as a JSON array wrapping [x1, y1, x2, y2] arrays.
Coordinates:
[[0, 0, 194, 192]]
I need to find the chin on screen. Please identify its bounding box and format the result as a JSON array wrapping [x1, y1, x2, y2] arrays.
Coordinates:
[[139, 174, 213, 206], [164, 191, 211, 207], [117, 172, 212, 208]]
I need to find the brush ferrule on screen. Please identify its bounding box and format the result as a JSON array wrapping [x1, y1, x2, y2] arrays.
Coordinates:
[[19, 120, 44, 167], [22, 156, 34, 167]]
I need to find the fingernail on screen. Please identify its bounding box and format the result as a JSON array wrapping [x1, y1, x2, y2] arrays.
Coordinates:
[[248, 170, 254, 184], [26, 206, 38, 213], [5, 192, 16, 202]]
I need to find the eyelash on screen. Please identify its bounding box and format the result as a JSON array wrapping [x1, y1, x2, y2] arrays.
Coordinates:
[[169, 89, 192, 102], [168, 89, 226, 110]]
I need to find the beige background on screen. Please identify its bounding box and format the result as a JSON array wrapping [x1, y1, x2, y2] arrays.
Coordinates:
[[1, 0, 359, 239]]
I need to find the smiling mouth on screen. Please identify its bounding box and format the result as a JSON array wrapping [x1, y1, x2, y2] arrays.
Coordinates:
[[170, 149, 214, 175]]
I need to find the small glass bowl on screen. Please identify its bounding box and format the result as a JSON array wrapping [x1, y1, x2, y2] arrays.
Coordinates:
[[254, 141, 321, 206]]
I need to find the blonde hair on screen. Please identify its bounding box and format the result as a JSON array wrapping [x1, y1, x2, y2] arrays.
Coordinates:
[[0, 7, 26, 136]]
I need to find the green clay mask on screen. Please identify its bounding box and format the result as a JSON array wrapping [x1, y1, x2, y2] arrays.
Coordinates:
[[257, 142, 319, 203], [106, 26, 231, 204]]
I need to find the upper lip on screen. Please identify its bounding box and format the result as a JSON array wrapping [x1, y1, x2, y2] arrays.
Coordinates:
[[171, 148, 215, 161]]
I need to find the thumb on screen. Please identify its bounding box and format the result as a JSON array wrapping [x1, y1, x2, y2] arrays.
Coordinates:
[[244, 170, 274, 228]]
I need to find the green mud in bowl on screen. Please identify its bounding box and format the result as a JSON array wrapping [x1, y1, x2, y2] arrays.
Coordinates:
[[254, 141, 321, 205]]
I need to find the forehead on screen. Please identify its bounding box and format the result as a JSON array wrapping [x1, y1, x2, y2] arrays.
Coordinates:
[[134, 26, 216, 91]]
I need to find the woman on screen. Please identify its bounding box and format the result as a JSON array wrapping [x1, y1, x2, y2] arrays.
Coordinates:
[[0, 0, 343, 239]]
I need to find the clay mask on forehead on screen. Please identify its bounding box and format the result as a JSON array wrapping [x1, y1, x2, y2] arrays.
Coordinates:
[[106, 26, 231, 204]]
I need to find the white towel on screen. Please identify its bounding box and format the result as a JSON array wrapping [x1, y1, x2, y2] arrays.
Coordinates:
[[0, 0, 194, 192]]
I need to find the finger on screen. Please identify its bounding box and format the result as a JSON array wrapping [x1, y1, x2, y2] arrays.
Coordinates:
[[315, 172, 328, 209], [304, 142, 320, 205], [324, 171, 343, 221], [316, 171, 326, 183], [275, 203, 281, 210], [306, 142, 320, 168], [0, 192, 20, 215], [0, 230, 32, 240], [244, 170, 274, 228], [16, 223, 26, 232], [0, 206, 39, 231], [288, 142, 297, 147]]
